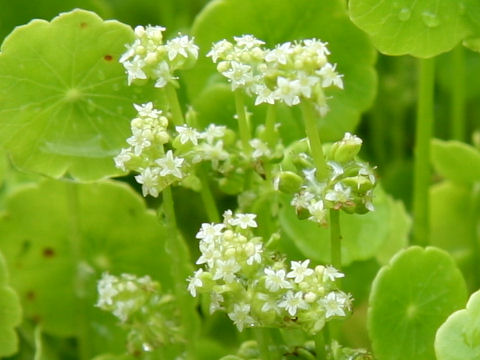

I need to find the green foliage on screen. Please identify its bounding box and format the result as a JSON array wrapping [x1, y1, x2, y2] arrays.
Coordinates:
[[0, 251, 22, 357], [368, 246, 468, 360], [0, 9, 152, 181], [349, 0, 479, 57], [189, 0, 377, 141], [435, 289, 480, 360]]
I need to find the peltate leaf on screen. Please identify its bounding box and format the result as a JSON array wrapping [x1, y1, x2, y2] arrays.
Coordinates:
[[368, 246, 467, 360], [188, 0, 377, 141], [0, 9, 152, 181], [435, 289, 480, 360]]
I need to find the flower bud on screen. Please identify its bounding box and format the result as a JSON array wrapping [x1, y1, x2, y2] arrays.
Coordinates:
[[329, 133, 362, 163], [276, 171, 303, 194]]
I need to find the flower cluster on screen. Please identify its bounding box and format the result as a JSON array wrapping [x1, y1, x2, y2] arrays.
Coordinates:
[[120, 25, 198, 87], [187, 211, 351, 334], [277, 133, 376, 225], [96, 273, 182, 354], [208, 35, 343, 114]]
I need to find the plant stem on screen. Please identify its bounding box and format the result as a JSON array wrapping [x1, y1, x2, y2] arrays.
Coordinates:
[[254, 328, 274, 360], [165, 83, 185, 126], [329, 209, 342, 270], [450, 45, 465, 141], [33, 324, 43, 360], [264, 105, 277, 148], [199, 165, 220, 223], [161, 186, 198, 359], [235, 90, 252, 154], [66, 182, 90, 360], [412, 57, 435, 246], [301, 101, 329, 181]]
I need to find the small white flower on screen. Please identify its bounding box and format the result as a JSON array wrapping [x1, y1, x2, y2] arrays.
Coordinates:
[[274, 77, 301, 106], [229, 213, 257, 229], [287, 260, 314, 283], [325, 183, 351, 203], [278, 291, 308, 316], [127, 132, 151, 156], [155, 150, 184, 179], [176, 125, 200, 145], [196, 223, 225, 242], [304, 39, 330, 57], [327, 161, 344, 180], [258, 293, 281, 313], [145, 25, 165, 42], [153, 61, 176, 88], [135, 167, 160, 197], [134, 102, 163, 118], [323, 265, 344, 282], [250, 138, 271, 159], [320, 292, 347, 318], [223, 61, 253, 90], [213, 258, 241, 283], [308, 201, 327, 224], [201, 124, 226, 144], [97, 273, 119, 307], [114, 149, 132, 171], [166, 35, 199, 61], [234, 34, 265, 49], [264, 268, 292, 292], [123, 59, 147, 85], [209, 292, 224, 314], [254, 84, 276, 105], [317, 63, 344, 89], [207, 39, 233, 63], [187, 268, 204, 297], [265, 42, 292, 64], [228, 303, 255, 331]]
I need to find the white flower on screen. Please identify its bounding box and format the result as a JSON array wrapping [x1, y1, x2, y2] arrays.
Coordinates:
[[308, 201, 327, 224], [155, 150, 184, 179], [264, 268, 292, 292], [303, 39, 330, 57], [135, 167, 160, 197], [153, 61, 176, 88], [127, 132, 151, 156], [323, 265, 344, 282], [325, 183, 351, 203], [97, 273, 119, 307], [134, 102, 162, 118], [317, 63, 344, 89], [229, 213, 257, 229], [223, 61, 253, 90], [213, 258, 241, 283], [250, 138, 271, 159], [228, 303, 255, 331], [234, 34, 265, 49], [287, 260, 314, 283], [246, 243, 263, 265], [145, 25, 165, 42], [176, 125, 200, 145], [114, 149, 132, 171], [274, 77, 301, 106], [209, 292, 224, 314], [207, 39, 233, 63], [201, 124, 226, 144], [327, 161, 344, 180], [196, 223, 225, 242], [291, 191, 315, 209], [265, 42, 292, 64], [166, 35, 199, 61], [123, 59, 147, 85], [254, 84, 276, 105], [278, 291, 308, 316], [196, 243, 220, 267], [258, 293, 281, 313], [187, 269, 204, 297], [320, 292, 347, 318]]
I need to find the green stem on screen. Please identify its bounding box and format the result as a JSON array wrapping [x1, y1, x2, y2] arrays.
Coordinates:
[[165, 83, 185, 126], [450, 45, 466, 141], [329, 209, 342, 270], [161, 186, 198, 359], [66, 182, 90, 360], [412, 57, 435, 246], [301, 101, 329, 181], [234, 90, 252, 153], [264, 105, 277, 148], [469, 184, 480, 288], [199, 165, 220, 223], [254, 328, 274, 360], [33, 324, 43, 360], [314, 332, 327, 360]]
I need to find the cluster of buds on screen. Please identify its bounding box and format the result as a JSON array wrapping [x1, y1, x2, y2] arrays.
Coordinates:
[[276, 133, 376, 225], [187, 210, 352, 335], [120, 25, 198, 87], [96, 273, 182, 354], [208, 35, 343, 114]]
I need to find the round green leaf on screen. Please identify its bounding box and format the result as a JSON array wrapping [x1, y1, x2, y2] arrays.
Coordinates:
[[0, 179, 172, 339], [0, 9, 151, 181], [435, 289, 480, 360], [431, 139, 480, 184], [188, 0, 377, 141], [279, 186, 410, 266], [368, 246, 467, 360], [0, 252, 22, 357], [349, 0, 477, 57]]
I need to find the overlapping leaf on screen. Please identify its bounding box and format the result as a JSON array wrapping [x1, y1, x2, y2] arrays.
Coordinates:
[[188, 0, 377, 141], [368, 246, 467, 360], [0, 9, 152, 181]]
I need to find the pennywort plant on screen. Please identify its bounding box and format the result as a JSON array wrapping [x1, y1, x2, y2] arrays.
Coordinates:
[[0, 1, 478, 360]]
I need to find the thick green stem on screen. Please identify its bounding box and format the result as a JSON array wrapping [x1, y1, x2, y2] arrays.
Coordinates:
[[301, 101, 329, 181], [66, 182, 90, 360], [234, 90, 252, 154], [165, 83, 185, 126], [161, 186, 198, 359], [412, 58, 435, 246], [33, 325, 43, 360], [450, 45, 466, 141], [199, 166, 220, 223], [329, 209, 342, 270], [264, 105, 277, 148]]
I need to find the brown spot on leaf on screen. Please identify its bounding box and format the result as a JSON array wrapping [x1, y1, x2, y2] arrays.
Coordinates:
[[42, 247, 55, 258], [80, 22, 88, 28], [32, 314, 42, 323], [26, 290, 35, 301], [104, 54, 113, 61]]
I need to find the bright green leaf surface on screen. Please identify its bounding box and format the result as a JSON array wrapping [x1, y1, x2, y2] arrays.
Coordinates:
[[279, 187, 409, 266], [368, 246, 467, 360], [188, 0, 377, 141], [431, 139, 480, 184], [0, 252, 22, 357], [0, 9, 151, 181], [349, 0, 477, 58], [435, 289, 480, 360], [0, 179, 172, 342]]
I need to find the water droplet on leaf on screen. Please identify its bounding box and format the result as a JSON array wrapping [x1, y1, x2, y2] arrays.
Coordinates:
[[421, 11, 440, 28], [398, 8, 411, 21], [142, 343, 153, 352]]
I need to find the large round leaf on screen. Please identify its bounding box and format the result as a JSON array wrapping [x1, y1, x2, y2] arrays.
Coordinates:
[[0, 179, 172, 341], [0, 9, 151, 181], [0, 252, 22, 357], [187, 0, 377, 141], [368, 246, 467, 360], [349, 0, 478, 57], [435, 289, 480, 360], [279, 186, 410, 266]]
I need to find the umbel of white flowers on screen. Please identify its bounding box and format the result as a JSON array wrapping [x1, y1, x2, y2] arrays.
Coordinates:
[[120, 25, 199, 87], [187, 210, 352, 334], [208, 35, 343, 115]]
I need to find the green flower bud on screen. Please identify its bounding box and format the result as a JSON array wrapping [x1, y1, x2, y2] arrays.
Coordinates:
[[329, 133, 362, 163], [275, 171, 303, 193], [341, 176, 374, 194]]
